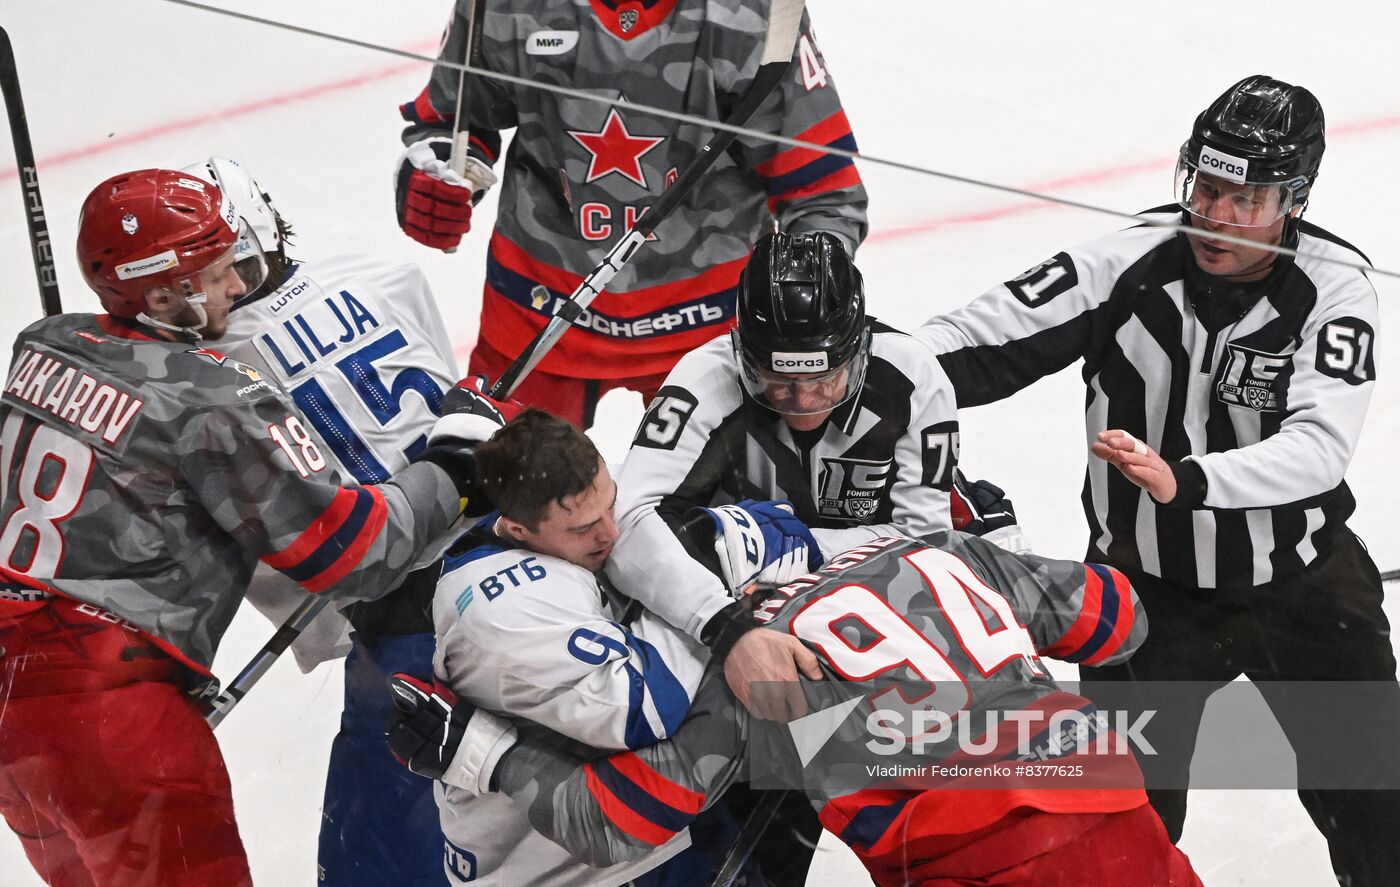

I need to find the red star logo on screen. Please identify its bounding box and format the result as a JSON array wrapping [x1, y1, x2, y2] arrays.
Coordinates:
[[568, 109, 666, 189]]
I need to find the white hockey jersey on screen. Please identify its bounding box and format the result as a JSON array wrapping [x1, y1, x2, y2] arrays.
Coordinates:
[[609, 325, 960, 641], [432, 522, 709, 885], [222, 254, 460, 666]]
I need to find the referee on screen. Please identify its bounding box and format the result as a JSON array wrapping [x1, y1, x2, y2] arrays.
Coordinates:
[[918, 75, 1400, 885]]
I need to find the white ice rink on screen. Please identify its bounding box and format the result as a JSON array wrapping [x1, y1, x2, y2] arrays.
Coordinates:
[[2, 1, 1398, 883]]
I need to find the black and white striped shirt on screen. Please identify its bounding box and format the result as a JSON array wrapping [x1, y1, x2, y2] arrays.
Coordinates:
[[918, 208, 1378, 589], [608, 324, 959, 640]]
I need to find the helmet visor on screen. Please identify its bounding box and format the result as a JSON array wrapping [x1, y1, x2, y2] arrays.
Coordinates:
[[1174, 153, 1304, 228], [231, 218, 269, 294], [733, 328, 870, 417]]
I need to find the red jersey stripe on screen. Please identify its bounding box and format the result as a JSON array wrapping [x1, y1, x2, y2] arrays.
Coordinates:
[[756, 111, 857, 179], [261, 487, 360, 571], [302, 487, 389, 594], [1083, 567, 1136, 666], [583, 762, 678, 846], [606, 751, 706, 815], [1042, 565, 1106, 660], [766, 165, 863, 211]]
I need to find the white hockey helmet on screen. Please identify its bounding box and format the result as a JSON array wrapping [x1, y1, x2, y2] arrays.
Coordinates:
[[179, 156, 287, 297]]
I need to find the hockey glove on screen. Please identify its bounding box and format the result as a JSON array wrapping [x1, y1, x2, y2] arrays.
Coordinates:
[[430, 374, 525, 447], [395, 137, 498, 251], [705, 500, 822, 595], [386, 674, 516, 794], [950, 469, 1031, 555]]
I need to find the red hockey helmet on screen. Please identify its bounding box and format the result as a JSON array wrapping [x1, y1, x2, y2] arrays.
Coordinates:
[[76, 169, 239, 317]]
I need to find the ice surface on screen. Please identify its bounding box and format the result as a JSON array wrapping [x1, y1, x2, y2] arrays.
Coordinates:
[[2, 1, 1396, 883]]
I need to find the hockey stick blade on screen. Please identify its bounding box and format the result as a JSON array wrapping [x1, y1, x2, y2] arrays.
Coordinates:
[[0, 26, 62, 316], [205, 595, 331, 728], [490, 0, 807, 399]]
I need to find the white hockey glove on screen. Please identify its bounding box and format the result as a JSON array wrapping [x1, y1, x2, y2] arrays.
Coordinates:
[[705, 500, 822, 596], [386, 674, 516, 795]]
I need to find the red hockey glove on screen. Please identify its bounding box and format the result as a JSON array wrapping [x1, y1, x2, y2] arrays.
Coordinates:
[[395, 137, 497, 251]]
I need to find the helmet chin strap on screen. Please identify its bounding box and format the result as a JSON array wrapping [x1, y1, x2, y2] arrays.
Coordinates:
[[138, 293, 210, 342]]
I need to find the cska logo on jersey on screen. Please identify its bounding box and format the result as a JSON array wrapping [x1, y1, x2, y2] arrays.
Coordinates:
[[567, 108, 666, 189]]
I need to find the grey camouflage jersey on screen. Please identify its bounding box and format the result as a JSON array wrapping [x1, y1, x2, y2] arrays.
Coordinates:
[[493, 532, 1148, 867], [402, 0, 868, 378], [0, 315, 461, 672]]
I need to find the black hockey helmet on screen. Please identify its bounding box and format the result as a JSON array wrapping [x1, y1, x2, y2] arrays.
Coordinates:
[[1175, 75, 1325, 226], [732, 232, 870, 416]]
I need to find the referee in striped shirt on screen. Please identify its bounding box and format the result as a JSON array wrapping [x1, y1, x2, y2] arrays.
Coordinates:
[[918, 76, 1400, 884]]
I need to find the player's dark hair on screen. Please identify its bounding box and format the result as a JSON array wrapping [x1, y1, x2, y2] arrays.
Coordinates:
[[474, 408, 602, 529]]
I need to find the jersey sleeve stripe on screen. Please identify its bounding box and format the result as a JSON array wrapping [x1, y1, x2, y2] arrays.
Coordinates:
[[263, 487, 389, 592], [755, 111, 857, 178], [763, 133, 858, 197], [583, 755, 699, 846], [1080, 564, 1136, 666], [605, 751, 706, 814], [400, 88, 447, 126], [302, 487, 390, 593], [766, 165, 864, 213], [261, 487, 361, 571], [1041, 563, 1117, 663]]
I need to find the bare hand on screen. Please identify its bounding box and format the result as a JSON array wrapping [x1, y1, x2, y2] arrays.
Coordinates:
[[1090, 429, 1177, 504], [723, 628, 824, 722]]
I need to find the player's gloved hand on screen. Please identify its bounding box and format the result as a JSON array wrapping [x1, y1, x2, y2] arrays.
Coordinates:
[[395, 136, 498, 251], [429, 374, 526, 447], [704, 500, 822, 595], [386, 673, 516, 794], [950, 469, 1031, 554]]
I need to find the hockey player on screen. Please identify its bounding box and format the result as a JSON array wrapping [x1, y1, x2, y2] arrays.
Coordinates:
[[0, 169, 475, 886], [181, 156, 462, 887], [391, 408, 811, 885], [917, 75, 1400, 883], [391, 530, 1205, 886], [395, 0, 868, 427]]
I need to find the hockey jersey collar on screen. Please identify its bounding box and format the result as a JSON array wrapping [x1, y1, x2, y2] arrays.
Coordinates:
[[588, 0, 680, 41]]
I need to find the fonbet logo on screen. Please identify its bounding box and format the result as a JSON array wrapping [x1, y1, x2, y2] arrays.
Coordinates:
[[525, 30, 578, 55], [770, 351, 829, 372], [1198, 146, 1249, 184]]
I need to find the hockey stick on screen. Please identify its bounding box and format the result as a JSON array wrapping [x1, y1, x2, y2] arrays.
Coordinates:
[[205, 593, 326, 728], [1382, 568, 1400, 583], [443, 0, 491, 254], [0, 26, 62, 316], [489, 0, 807, 399], [710, 788, 789, 887]]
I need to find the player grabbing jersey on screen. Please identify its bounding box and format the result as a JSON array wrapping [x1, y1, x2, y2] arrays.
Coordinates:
[[392, 531, 1204, 887], [0, 169, 473, 886], [180, 157, 463, 887], [917, 76, 1400, 884], [396, 0, 867, 426]]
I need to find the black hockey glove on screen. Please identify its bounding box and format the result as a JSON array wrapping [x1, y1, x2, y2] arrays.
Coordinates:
[[386, 674, 473, 780], [386, 673, 517, 793], [950, 468, 1018, 535]]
